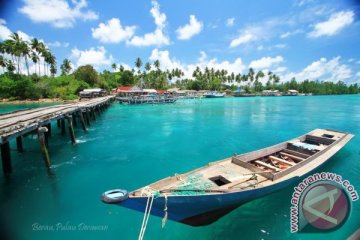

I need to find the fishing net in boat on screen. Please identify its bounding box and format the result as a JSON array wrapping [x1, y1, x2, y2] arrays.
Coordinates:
[[172, 173, 217, 195]]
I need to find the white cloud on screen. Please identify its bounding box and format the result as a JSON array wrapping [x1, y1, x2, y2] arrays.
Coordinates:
[[92, 18, 136, 44], [0, 19, 12, 40], [47, 41, 70, 47], [48, 41, 61, 47], [274, 66, 287, 73], [226, 17, 235, 27], [0, 20, 35, 43], [149, 49, 182, 71], [308, 10, 354, 38], [281, 56, 352, 82], [18, 0, 98, 28], [149, 49, 246, 79], [127, 0, 170, 47], [348, 58, 355, 63], [17, 31, 32, 42], [176, 15, 203, 40], [356, 72, 360, 78], [198, 51, 207, 62], [128, 29, 169, 47], [249, 56, 284, 69], [280, 29, 303, 39], [230, 31, 256, 48], [70, 46, 114, 69]]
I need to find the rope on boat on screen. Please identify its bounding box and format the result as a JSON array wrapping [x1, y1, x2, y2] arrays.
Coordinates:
[[161, 194, 168, 228], [140, 186, 157, 197], [138, 194, 154, 240]]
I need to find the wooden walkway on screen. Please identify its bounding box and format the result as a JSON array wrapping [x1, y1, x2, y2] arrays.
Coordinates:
[[0, 96, 114, 175]]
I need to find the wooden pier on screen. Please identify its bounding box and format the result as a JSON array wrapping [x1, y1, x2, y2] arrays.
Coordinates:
[[0, 96, 114, 176]]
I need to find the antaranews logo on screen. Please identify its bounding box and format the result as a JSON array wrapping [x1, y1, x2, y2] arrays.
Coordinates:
[[290, 172, 359, 233]]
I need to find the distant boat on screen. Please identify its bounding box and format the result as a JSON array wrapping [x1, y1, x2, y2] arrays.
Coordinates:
[[102, 129, 353, 226], [117, 94, 177, 104], [203, 91, 225, 98], [233, 92, 257, 97], [233, 89, 256, 97]]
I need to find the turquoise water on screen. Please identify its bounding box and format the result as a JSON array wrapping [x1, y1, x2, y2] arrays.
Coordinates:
[[1, 95, 360, 240]]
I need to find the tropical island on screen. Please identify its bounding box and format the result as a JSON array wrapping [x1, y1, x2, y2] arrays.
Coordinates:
[[1, 33, 359, 102]]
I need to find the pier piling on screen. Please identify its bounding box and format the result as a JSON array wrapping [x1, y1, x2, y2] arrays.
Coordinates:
[[44, 130, 49, 148], [38, 127, 51, 168], [66, 115, 76, 145], [16, 136, 24, 152], [60, 118, 66, 135], [91, 108, 96, 121], [78, 111, 87, 132], [86, 110, 91, 126], [1, 141, 12, 175], [46, 123, 52, 137], [72, 113, 77, 127]]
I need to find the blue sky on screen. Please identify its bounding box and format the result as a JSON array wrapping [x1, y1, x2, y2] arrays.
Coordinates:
[[1, 0, 360, 83]]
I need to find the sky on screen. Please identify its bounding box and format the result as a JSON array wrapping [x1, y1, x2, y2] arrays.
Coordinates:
[[1, 0, 360, 84]]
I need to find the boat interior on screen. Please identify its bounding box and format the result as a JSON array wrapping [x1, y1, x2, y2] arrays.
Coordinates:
[[131, 129, 346, 197]]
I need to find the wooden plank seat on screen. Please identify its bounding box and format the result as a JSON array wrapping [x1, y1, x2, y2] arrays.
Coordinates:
[[282, 148, 311, 158], [254, 160, 281, 171], [269, 155, 296, 166], [280, 152, 306, 162]]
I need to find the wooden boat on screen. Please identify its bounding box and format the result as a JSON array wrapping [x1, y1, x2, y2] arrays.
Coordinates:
[[102, 129, 353, 226]]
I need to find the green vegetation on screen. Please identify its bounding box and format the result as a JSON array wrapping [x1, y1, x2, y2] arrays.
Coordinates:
[[0, 32, 359, 100]]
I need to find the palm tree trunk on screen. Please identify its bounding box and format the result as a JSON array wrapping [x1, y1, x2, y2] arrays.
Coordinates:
[[17, 56, 21, 74], [25, 56, 30, 76], [38, 59, 40, 75]]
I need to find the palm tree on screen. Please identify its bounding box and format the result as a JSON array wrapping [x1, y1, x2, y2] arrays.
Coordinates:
[[135, 57, 142, 75], [20, 41, 31, 76], [144, 62, 151, 72], [268, 71, 273, 82], [247, 68, 255, 84], [272, 74, 280, 89], [255, 70, 265, 82], [47, 52, 56, 73], [0, 55, 6, 73], [50, 64, 57, 77], [6, 60, 15, 73], [111, 63, 117, 72], [30, 38, 41, 75], [154, 59, 160, 70], [38, 42, 47, 75], [60, 58, 72, 75], [8, 32, 24, 74], [31, 51, 39, 74], [119, 65, 124, 72]]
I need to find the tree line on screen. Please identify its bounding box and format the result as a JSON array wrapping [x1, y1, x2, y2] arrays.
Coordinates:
[[0, 33, 359, 100]]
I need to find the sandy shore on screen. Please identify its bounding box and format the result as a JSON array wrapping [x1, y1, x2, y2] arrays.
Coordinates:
[[0, 98, 80, 104]]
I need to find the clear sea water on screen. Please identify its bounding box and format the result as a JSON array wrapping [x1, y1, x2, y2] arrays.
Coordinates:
[[0, 95, 359, 240]]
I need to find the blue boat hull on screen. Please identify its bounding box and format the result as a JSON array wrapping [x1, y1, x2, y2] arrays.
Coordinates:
[[109, 130, 354, 226], [120, 176, 299, 226]]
